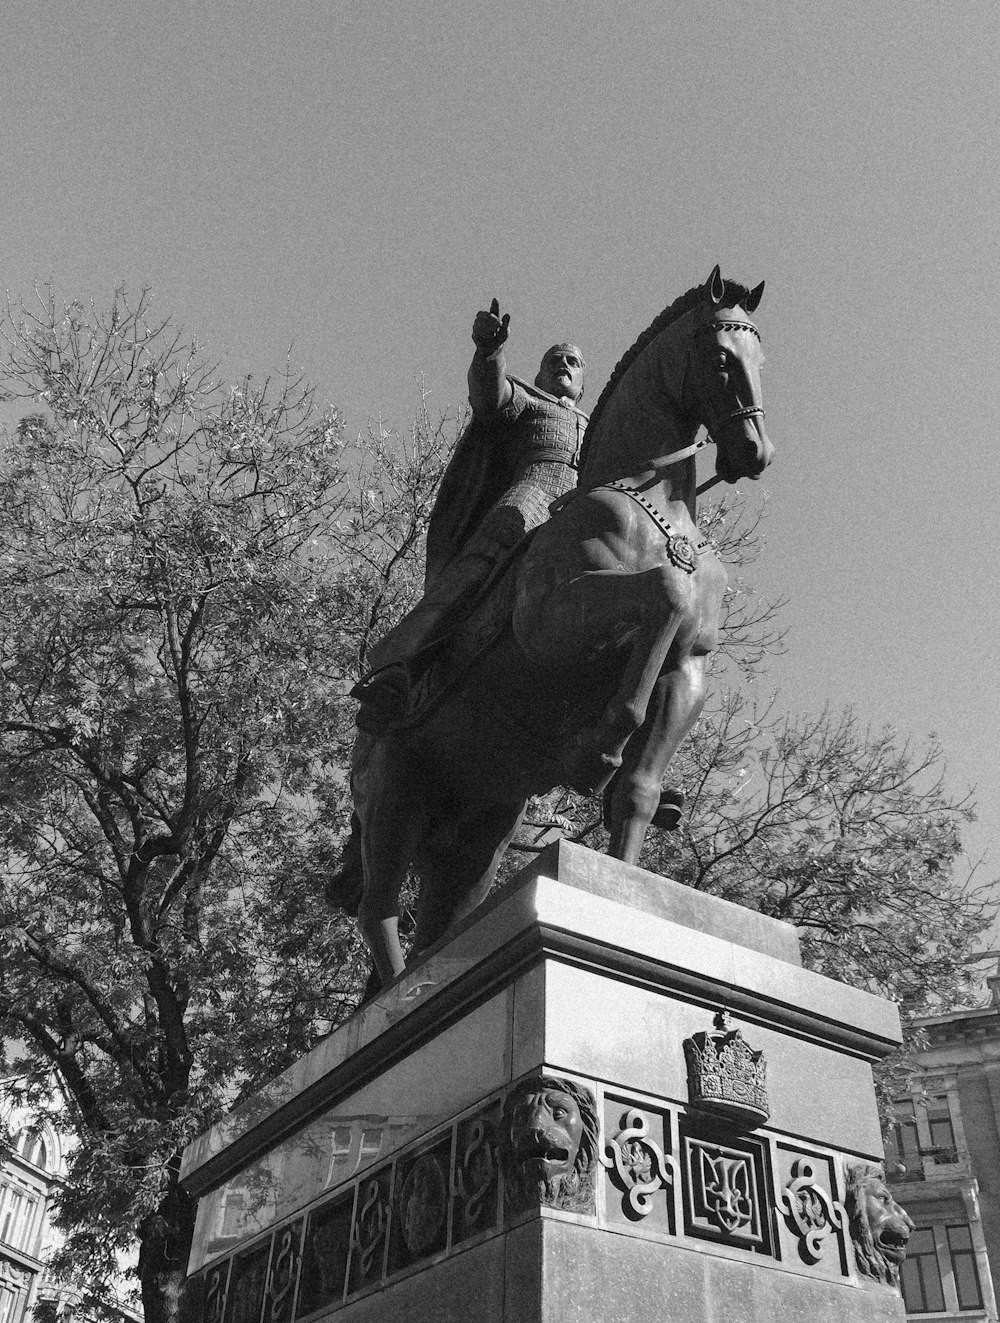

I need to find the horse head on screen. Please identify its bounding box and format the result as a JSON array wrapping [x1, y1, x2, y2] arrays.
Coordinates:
[[684, 265, 773, 485], [576, 267, 773, 493]]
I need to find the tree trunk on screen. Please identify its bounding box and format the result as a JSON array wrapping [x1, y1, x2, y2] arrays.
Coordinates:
[[138, 1180, 197, 1323]]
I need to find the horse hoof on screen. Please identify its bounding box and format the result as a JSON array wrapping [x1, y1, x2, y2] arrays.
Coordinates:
[[358, 966, 383, 1006]]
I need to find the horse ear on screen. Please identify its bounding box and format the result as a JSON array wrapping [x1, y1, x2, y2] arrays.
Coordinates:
[[745, 280, 765, 313], [706, 265, 725, 305]]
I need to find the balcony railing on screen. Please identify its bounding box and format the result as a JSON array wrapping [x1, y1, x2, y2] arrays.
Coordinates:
[[926, 1145, 959, 1165], [888, 1146, 964, 1182]]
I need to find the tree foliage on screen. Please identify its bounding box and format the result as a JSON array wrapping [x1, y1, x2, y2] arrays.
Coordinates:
[[0, 289, 454, 1323]]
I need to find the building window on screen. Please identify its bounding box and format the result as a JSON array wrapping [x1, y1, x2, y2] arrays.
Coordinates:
[[901, 1227, 945, 1313], [891, 1098, 921, 1170], [0, 1284, 22, 1323], [0, 1182, 40, 1254], [327, 1126, 353, 1181], [901, 1223, 985, 1315], [15, 1129, 48, 1171], [358, 1128, 382, 1166], [947, 1223, 984, 1311], [326, 1124, 383, 1186], [925, 1096, 958, 1162], [217, 1186, 247, 1240]]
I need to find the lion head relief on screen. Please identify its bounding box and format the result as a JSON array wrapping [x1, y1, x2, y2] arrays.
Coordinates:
[[501, 1074, 600, 1216], [844, 1163, 915, 1287]]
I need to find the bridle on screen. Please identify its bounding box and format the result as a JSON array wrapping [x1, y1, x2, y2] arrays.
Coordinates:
[[679, 317, 766, 494], [573, 309, 766, 497]]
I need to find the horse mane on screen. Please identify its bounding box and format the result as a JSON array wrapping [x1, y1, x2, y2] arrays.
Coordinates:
[[578, 276, 754, 481]]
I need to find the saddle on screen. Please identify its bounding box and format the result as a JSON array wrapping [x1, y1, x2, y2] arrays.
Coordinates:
[[352, 544, 526, 737]]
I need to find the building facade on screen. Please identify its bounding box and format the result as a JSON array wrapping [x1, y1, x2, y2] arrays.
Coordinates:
[[0, 1086, 139, 1323], [888, 962, 1000, 1321], [0, 1107, 68, 1323]]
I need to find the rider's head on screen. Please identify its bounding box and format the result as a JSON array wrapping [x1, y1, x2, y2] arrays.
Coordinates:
[[535, 343, 585, 403]]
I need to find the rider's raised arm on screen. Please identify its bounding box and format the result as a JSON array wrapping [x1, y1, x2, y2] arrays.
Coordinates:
[[468, 299, 514, 416]]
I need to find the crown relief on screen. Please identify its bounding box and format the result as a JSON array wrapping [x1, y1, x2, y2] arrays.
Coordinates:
[[683, 1009, 770, 1129]]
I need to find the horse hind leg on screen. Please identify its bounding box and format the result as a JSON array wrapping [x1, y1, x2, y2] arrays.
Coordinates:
[[413, 800, 526, 958], [353, 736, 428, 990]]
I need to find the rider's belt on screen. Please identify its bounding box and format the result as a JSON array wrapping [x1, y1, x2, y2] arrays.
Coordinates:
[[523, 446, 581, 466]]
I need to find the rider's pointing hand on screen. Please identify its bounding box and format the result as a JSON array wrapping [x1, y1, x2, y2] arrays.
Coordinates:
[[472, 298, 510, 354]]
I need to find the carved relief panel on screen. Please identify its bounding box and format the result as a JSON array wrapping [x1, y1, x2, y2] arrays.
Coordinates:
[[601, 1098, 677, 1233], [774, 1148, 848, 1277], [679, 1121, 773, 1254], [297, 1193, 353, 1319], [263, 1220, 303, 1323], [348, 1167, 392, 1296], [186, 1062, 905, 1321], [389, 1135, 452, 1273], [452, 1104, 500, 1245], [224, 1237, 273, 1323]]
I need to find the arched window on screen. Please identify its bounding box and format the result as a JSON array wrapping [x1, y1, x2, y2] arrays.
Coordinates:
[[15, 1128, 47, 1170]]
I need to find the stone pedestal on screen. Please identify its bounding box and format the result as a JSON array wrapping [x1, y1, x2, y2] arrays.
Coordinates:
[[179, 841, 908, 1322]]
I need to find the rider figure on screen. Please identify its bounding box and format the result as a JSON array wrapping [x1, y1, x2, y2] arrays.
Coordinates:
[[330, 301, 683, 918], [357, 299, 587, 709]]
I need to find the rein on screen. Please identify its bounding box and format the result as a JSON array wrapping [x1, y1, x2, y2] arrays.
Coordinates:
[[651, 434, 721, 497], [646, 401, 766, 496]]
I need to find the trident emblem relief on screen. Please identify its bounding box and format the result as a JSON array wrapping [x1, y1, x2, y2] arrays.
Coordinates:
[[699, 1148, 755, 1233]]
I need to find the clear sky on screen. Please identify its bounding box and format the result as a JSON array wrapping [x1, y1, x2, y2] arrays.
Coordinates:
[[2, 4, 997, 888]]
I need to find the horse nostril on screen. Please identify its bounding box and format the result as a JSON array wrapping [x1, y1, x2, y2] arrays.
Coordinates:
[[756, 432, 774, 473]]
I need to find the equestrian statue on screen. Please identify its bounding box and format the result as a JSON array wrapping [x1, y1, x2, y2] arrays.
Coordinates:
[[338, 266, 773, 991]]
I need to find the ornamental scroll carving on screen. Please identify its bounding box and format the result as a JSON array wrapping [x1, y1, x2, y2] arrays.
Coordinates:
[[350, 1173, 390, 1287], [203, 1262, 228, 1323], [778, 1159, 846, 1263], [265, 1223, 301, 1323], [452, 1111, 499, 1240], [601, 1108, 676, 1218]]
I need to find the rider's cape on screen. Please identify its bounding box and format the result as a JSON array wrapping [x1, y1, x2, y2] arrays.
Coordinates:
[[424, 375, 586, 589]]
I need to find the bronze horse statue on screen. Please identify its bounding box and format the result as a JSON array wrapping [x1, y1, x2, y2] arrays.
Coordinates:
[[349, 268, 773, 989]]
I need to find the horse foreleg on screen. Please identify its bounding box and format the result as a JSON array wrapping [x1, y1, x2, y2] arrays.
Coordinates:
[[605, 654, 708, 863], [561, 588, 688, 794]]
